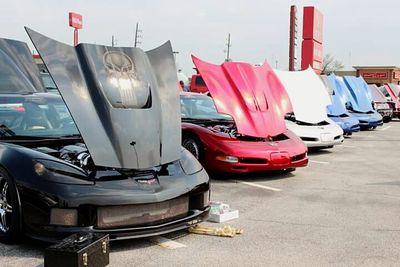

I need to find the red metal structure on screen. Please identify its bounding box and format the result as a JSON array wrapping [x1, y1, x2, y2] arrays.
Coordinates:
[[68, 12, 83, 46], [301, 6, 323, 73]]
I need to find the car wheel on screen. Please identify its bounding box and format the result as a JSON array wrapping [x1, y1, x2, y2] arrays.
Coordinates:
[[0, 167, 22, 243], [182, 135, 204, 161], [372, 126, 377, 129]]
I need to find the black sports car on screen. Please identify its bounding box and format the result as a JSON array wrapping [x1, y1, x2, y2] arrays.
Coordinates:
[[0, 31, 209, 243]]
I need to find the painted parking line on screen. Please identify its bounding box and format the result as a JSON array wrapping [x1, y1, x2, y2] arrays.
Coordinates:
[[309, 160, 329, 164], [338, 145, 356, 148], [148, 236, 187, 249], [234, 180, 282, 192], [380, 125, 392, 131]]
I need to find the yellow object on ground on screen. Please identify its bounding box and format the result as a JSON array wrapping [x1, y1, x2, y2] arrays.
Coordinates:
[[188, 225, 244, 237]]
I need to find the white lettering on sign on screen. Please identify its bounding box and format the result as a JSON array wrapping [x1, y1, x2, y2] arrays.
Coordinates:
[[72, 17, 82, 26]]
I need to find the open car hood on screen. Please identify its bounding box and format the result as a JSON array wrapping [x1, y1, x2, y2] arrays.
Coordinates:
[[274, 68, 331, 124], [368, 84, 387, 102], [343, 76, 373, 112], [385, 84, 400, 108], [192, 56, 292, 138], [324, 74, 349, 116], [26, 28, 181, 169], [0, 38, 45, 94]]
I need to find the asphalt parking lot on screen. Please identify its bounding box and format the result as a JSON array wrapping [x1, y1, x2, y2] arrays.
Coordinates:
[[2, 122, 400, 267]]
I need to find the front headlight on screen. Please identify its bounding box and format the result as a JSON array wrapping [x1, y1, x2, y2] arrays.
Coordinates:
[[33, 159, 92, 184], [180, 148, 203, 175]]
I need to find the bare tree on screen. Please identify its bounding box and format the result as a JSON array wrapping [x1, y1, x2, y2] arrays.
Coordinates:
[[321, 54, 344, 75]]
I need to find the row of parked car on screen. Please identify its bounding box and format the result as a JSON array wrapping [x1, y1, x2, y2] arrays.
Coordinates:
[[180, 58, 399, 174], [1, 27, 398, 245]]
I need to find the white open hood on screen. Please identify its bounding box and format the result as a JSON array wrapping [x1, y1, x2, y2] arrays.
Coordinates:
[[274, 68, 331, 124]]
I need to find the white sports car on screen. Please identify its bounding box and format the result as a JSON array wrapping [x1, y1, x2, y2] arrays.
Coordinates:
[[274, 68, 344, 149]]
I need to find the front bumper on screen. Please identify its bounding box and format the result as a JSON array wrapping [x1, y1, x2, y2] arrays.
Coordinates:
[[202, 134, 308, 173], [206, 154, 308, 173], [18, 165, 210, 242], [27, 207, 210, 243], [303, 136, 344, 148], [376, 108, 393, 120]]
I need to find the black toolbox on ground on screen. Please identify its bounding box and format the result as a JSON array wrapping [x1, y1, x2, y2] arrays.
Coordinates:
[[44, 233, 110, 267]]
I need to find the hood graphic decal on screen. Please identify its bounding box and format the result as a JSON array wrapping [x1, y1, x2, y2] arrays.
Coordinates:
[[26, 28, 181, 169], [274, 68, 331, 124], [192, 56, 292, 138], [0, 38, 45, 94]]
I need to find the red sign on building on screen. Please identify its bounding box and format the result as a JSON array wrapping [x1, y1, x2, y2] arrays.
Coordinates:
[[69, 12, 83, 29], [361, 72, 388, 79], [301, 6, 323, 73]]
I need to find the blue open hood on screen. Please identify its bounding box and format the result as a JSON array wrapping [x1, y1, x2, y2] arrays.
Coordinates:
[[343, 76, 373, 113], [325, 74, 348, 116]]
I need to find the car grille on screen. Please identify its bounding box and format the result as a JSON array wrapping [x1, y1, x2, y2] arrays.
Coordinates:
[[300, 137, 318, 142], [96, 196, 189, 229], [239, 158, 268, 164]]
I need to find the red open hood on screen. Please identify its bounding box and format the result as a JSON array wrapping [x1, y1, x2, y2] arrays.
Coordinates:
[[192, 56, 292, 138]]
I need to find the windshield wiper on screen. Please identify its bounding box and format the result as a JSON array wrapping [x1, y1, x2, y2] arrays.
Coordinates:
[[182, 118, 233, 124], [0, 125, 16, 137], [58, 134, 82, 138]]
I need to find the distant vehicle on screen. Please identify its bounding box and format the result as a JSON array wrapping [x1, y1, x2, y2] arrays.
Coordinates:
[[182, 58, 308, 173], [40, 72, 59, 94], [274, 68, 344, 148], [189, 74, 208, 93], [337, 76, 383, 129], [380, 84, 400, 118], [321, 75, 360, 136], [368, 84, 393, 122]]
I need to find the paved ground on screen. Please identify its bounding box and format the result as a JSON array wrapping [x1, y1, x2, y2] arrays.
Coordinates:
[[2, 122, 400, 267]]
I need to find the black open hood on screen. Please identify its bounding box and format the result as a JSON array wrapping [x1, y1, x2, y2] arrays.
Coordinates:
[[0, 38, 45, 94], [26, 28, 181, 169]]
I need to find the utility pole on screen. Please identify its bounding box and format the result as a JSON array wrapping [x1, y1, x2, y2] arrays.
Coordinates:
[[111, 35, 117, 47], [134, 22, 143, 47], [224, 33, 232, 62]]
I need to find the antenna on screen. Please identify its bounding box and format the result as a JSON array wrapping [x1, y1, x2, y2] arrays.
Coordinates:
[[134, 22, 143, 47]]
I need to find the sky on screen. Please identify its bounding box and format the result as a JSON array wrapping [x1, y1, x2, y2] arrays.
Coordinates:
[[2, 0, 400, 76]]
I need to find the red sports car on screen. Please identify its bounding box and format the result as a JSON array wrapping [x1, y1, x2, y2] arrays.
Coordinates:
[[180, 58, 308, 173]]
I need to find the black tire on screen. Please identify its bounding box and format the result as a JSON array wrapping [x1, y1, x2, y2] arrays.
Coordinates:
[[0, 167, 22, 243], [182, 135, 204, 161], [283, 168, 296, 173]]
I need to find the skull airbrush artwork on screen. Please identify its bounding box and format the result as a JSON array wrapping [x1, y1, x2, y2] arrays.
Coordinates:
[[103, 51, 150, 109]]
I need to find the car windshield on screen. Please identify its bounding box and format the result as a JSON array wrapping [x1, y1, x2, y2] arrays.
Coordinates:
[[0, 94, 79, 138], [180, 94, 232, 121]]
